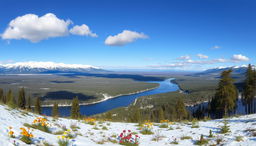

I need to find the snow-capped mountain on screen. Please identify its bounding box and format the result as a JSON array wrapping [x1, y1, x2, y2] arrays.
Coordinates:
[[0, 61, 104, 74], [195, 65, 254, 76]]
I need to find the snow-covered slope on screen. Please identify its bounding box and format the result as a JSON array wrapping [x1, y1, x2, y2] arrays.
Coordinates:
[[1, 104, 256, 146], [0, 61, 103, 74]]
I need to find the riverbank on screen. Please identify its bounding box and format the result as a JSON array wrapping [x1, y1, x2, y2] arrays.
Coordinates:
[[42, 78, 179, 116], [40, 86, 159, 107]]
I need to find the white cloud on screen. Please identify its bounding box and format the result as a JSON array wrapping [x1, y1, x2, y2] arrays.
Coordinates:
[[210, 45, 221, 50], [104, 30, 148, 46], [197, 54, 208, 59], [213, 58, 227, 63], [1, 13, 71, 42], [231, 54, 249, 61], [70, 24, 97, 37], [177, 55, 190, 60], [149, 63, 186, 69]]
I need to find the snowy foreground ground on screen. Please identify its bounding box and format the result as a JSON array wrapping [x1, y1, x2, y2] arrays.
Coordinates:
[[1, 105, 256, 146]]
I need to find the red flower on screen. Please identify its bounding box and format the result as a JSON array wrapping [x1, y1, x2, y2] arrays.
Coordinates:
[[128, 130, 131, 132]]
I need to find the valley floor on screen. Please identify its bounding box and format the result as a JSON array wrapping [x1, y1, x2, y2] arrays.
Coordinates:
[[1, 104, 256, 146]]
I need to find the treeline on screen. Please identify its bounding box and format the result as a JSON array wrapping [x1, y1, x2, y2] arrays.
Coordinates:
[[0, 88, 42, 114], [242, 64, 256, 114], [106, 97, 190, 123], [194, 64, 256, 119], [119, 64, 256, 122], [0, 87, 83, 119]]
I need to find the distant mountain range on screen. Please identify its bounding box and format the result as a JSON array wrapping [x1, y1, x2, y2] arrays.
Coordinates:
[[194, 65, 255, 79], [0, 61, 104, 74]]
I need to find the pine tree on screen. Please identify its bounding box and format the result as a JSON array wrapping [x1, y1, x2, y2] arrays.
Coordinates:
[[7, 90, 16, 108], [2, 95, 6, 104], [52, 102, 59, 117], [71, 97, 80, 119], [243, 64, 256, 114], [27, 96, 31, 110], [211, 70, 238, 118], [18, 88, 26, 109], [35, 97, 41, 114], [0, 88, 3, 102], [105, 112, 112, 120], [158, 107, 165, 122], [6, 90, 12, 103], [175, 98, 188, 120], [129, 108, 141, 123]]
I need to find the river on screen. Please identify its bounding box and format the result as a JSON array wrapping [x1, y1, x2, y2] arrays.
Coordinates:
[[42, 78, 179, 116]]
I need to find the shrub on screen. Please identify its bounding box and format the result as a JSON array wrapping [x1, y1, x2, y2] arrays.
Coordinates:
[[191, 120, 199, 128], [53, 130, 65, 135], [216, 137, 223, 145], [102, 126, 108, 130], [194, 135, 208, 145], [220, 120, 230, 134], [235, 136, 243, 142], [170, 138, 179, 144], [180, 136, 192, 140], [209, 130, 214, 138]]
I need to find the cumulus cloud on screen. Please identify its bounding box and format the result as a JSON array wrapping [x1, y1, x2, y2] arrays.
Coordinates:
[[1, 13, 71, 42], [231, 54, 249, 61], [104, 30, 148, 46], [177, 55, 190, 60], [197, 54, 208, 59], [70, 24, 97, 37]]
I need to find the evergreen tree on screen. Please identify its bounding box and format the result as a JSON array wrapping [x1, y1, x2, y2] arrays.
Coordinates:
[[0, 88, 3, 102], [71, 97, 80, 119], [7, 90, 16, 108], [35, 97, 41, 114], [6, 90, 13, 103], [2, 95, 6, 104], [243, 64, 256, 114], [211, 70, 238, 118], [105, 112, 112, 120], [18, 88, 26, 109], [175, 98, 188, 120], [158, 107, 165, 122], [129, 108, 141, 123], [27, 96, 31, 110], [52, 102, 59, 117]]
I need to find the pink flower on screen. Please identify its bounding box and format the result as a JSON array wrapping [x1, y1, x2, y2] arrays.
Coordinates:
[[128, 130, 131, 132], [123, 130, 126, 133]]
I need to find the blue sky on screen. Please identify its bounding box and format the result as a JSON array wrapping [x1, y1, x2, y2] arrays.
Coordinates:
[[0, 0, 255, 71]]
